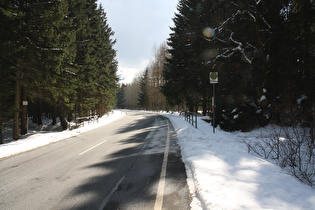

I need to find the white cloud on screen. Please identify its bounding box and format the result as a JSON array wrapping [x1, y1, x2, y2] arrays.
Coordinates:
[[118, 67, 141, 84], [98, 0, 178, 83], [118, 59, 149, 84]]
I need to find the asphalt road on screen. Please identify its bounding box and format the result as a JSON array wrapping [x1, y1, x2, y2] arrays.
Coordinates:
[[0, 111, 190, 210]]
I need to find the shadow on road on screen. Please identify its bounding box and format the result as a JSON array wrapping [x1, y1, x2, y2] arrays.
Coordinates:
[[66, 114, 190, 210]]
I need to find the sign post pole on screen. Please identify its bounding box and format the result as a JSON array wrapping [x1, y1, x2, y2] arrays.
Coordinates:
[[22, 101, 28, 134], [213, 84, 215, 133], [210, 72, 218, 134]]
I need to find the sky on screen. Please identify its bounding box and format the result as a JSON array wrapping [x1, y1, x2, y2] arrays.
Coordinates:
[[97, 0, 179, 84]]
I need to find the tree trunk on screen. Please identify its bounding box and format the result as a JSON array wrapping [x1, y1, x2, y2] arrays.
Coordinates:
[[0, 91, 3, 144], [59, 116, 68, 130], [92, 107, 96, 116], [97, 102, 101, 116], [188, 101, 194, 112], [52, 115, 57, 125], [21, 87, 28, 135], [202, 92, 208, 116], [58, 108, 68, 130], [0, 123, 3, 144], [13, 78, 21, 140], [36, 100, 43, 126], [52, 106, 57, 125], [67, 111, 73, 122]]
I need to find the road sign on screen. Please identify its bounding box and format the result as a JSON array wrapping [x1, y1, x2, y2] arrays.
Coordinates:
[[210, 72, 218, 84]]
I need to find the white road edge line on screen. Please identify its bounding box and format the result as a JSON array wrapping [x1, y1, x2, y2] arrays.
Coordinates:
[[154, 119, 170, 210], [79, 139, 107, 156], [98, 117, 159, 210], [99, 175, 125, 210], [98, 118, 159, 210]]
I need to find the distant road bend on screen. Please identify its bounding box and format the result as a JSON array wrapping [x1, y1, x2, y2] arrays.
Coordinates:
[[0, 111, 190, 210]]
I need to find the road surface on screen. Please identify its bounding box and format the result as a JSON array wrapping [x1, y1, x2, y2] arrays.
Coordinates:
[[0, 111, 190, 209]]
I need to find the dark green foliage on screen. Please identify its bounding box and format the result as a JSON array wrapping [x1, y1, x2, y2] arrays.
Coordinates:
[[163, 1, 198, 112], [0, 0, 118, 139], [138, 69, 149, 109], [116, 84, 126, 109], [163, 0, 315, 131]]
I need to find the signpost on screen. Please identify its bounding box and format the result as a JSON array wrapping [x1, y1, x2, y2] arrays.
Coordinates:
[[210, 72, 218, 133], [22, 101, 28, 133], [210, 72, 218, 84]]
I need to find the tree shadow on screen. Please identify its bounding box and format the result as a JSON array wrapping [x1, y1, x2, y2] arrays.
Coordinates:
[[63, 115, 190, 210]]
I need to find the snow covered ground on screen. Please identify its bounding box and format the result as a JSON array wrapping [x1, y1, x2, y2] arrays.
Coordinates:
[[163, 113, 315, 210], [0, 110, 126, 159], [1, 110, 314, 209]]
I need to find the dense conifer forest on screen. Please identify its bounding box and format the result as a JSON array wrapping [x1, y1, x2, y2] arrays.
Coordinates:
[[0, 0, 118, 141], [1, 0, 315, 142], [118, 0, 314, 132], [162, 0, 314, 131]]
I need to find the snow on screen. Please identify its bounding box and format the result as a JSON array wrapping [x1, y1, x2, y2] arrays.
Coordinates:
[[260, 95, 266, 102], [297, 95, 307, 105], [0, 110, 126, 159], [1, 110, 314, 209], [161, 113, 315, 210]]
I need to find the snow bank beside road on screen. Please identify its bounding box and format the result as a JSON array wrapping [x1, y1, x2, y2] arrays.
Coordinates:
[[163, 113, 315, 210], [0, 110, 126, 159]]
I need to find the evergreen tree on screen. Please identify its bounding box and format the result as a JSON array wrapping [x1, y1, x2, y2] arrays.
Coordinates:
[[0, 0, 119, 138], [35, 0, 76, 130], [0, 0, 23, 141], [208, 0, 270, 130], [163, 0, 208, 112], [116, 84, 126, 109], [164, 0, 314, 131], [138, 68, 149, 109], [94, 5, 118, 115], [1, 0, 68, 137]]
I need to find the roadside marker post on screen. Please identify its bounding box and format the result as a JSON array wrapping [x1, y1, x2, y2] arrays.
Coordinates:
[[210, 72, 218, 134]]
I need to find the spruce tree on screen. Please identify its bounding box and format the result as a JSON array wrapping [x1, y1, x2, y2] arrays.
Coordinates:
[[164, 0, 314, 130], [94, 5, 118, 115], [0, 0, 24, 141], [138, 69, 149, 109], [0, 0, 119, 137], [163, 0, 205, 112]]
